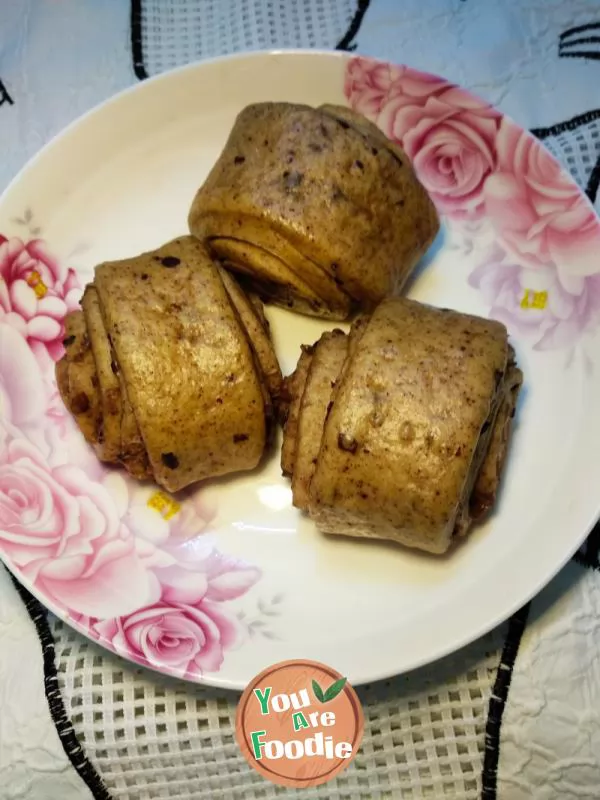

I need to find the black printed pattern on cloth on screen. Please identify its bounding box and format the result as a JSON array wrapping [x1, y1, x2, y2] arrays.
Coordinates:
[[559, 21, 600, 61], [532, 109, 600, 204], [130, 0, 361, 80], [130, 0, 147, 80], [336, 0, 371, 51], [0, 79, 14, 107], [6, 568, 114, 800], [481, 603, 531, 800]]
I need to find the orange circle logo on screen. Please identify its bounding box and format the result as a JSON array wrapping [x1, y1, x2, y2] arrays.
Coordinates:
[[236, 659, 364, 788]]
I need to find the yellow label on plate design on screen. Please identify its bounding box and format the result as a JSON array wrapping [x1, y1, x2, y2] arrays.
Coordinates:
[[26, 270, 48, 298], [147, 490, 180, 520], [520, 288, 547, 310]]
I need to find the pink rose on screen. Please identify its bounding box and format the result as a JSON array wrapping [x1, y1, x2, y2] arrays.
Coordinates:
[[0, 323, 47, 430], [102, 472, 217, 548], [344, 58, 501, 219], [93, 600, 244, 678], [483, 122, 600, 282], [43, 385, 103, 474], [156, 545, 261, 606], [387, 90, 500, 219], [469, 244, 600, 350], [0, 235, 80, 367], [344, 56, 449, 119], [0, 322, 97, 470], [80, 535, 259, 677], [0, 436, 160, 617]]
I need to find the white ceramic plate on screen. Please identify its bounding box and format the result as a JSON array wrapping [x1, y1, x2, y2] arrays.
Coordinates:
[[1, 50, 599, 690]]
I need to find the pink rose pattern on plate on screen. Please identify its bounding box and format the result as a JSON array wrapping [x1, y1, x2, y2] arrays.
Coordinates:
[[0, 231, 263, 680], [345, 57, 600, 351], [0, 235, 80, 368]]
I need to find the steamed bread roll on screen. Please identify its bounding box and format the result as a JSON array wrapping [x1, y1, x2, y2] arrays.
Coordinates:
[[56, 236, 281, 493], [81, 286, 125, 465], [470, 360, 522, 522], [93, 237, 269, 492], [291, 329, 349, 510], [216, 265, 283, 403], [81, 286, 151, 479], [57, 310, 102, 448], [282, 298, 523, 555], [279, 345, 314, 476], [188, 102, 439, 319]]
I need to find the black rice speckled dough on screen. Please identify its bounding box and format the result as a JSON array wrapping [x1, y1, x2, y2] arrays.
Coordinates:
[[188, 102, 440, 320], [281, 297, 523, 555], [57, 236, 282, 493]]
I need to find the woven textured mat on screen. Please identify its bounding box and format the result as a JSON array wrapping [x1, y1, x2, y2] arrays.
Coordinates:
[[51, 616, 504, 798]]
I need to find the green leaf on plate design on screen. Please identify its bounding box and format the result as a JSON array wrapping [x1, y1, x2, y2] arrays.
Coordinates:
[[323, 677, 347, 702], [312, 679, 325, 703], [312, 677, 347, 703]]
